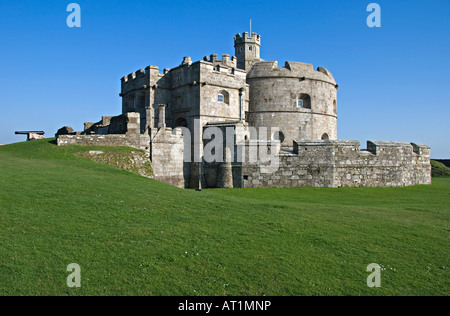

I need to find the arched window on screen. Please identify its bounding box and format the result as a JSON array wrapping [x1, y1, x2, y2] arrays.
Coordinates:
[[333, 100, 337, 114], [218, 90, 230, 105], [297, 94, 311, 109], [321, 133, 330, 140]]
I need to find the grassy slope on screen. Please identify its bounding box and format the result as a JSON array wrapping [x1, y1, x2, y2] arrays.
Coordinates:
[[0, 139, 448, 296], [431, 160, 450, 177]]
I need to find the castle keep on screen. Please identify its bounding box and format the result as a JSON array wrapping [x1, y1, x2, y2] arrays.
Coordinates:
[[57, 32, 431, 189]]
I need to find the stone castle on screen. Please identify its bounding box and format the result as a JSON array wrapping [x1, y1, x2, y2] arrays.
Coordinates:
[[57, 32, 431, 189]]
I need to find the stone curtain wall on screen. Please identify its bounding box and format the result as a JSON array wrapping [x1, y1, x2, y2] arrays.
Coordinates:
[[57, 113, 150, 155], [332, 141, 431, 187], [57, 134, 151, 156], [240, 140, 431, 188]]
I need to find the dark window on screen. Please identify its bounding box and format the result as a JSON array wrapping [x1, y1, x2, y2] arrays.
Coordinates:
[[297, 94, 312, 109]]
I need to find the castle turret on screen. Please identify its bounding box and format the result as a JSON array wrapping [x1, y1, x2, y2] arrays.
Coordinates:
[[247, 61, 338, 148], [234, 32, 262, 71]]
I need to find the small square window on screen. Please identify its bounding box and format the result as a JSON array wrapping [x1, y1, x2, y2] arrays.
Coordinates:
[[298, 99, 304, 107], [218, 94, 224, 102]]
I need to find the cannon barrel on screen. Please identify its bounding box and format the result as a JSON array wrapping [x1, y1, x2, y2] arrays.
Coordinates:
[[15, 131, 45, 135]]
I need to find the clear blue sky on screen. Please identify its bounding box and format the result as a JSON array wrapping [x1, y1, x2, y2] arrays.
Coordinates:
[[0, 0, 449, 157]]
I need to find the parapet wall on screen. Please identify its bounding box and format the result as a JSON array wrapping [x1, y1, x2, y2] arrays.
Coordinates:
[[121, 68, 152, 95], [57, 134, 151, 156], [203, 54, 238, 69], [247, 61, 336, 84], [241, 140, 431, 188], [234, 32, 261, 44]]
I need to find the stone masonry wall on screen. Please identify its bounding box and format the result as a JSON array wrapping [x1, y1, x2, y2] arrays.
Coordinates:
[[240, 140, 431, 188], [247, 61, 338, 147], [150, 127, 185, 188], [57, 112, 151, 155], [57, 134, 151, 156]]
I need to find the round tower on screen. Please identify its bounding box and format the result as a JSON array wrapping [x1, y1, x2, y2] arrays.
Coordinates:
[[246, 61, 338, 148], [234, 32, 262, 72]]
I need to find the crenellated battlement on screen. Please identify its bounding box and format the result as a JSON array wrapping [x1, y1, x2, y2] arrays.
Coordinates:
[[121, 68, 145, 83], [234, 32, 261, 43], [121, 66, 160, 84], [238, 139, 432, 188], [247, 61, 336, 84], [120, 66, 162, 97], [203, 54, 238, 69], [293, 140, 430, 158]]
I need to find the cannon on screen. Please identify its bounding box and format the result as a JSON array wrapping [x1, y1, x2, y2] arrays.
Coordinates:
[[15, 131, 46, 141]]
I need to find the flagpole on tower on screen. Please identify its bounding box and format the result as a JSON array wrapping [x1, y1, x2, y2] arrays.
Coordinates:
[[250, 19, 252, 35]]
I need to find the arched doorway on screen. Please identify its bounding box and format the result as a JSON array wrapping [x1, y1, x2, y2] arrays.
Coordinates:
[[321, 133, 330, 140]]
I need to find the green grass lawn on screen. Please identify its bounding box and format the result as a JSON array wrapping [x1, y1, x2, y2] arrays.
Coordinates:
[[0, 139, 449, 296]]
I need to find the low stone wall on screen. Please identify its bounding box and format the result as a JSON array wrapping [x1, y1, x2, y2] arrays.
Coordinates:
[[239, 140, 431, 188], [57, 134, 151, 156]]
